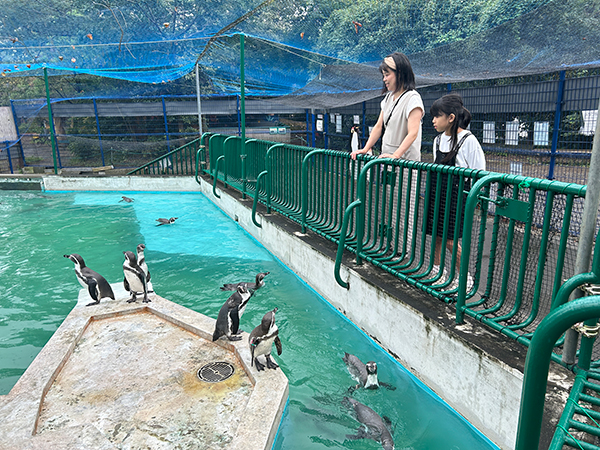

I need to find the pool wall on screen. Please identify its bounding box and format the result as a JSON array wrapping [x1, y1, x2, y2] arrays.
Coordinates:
[[29, 174, 542, 449]]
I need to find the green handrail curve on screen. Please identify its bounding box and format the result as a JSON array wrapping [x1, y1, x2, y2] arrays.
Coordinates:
[[194, 132, 212, 183], [334, 199, 362, 289], [301, 148, 327, 233], [515, 295, 600, 450], [213, 155, 225, 198], [252, 170, 268, 228]]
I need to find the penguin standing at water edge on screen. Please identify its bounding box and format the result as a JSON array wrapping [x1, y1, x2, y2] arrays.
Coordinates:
[[249, 308, 282, 371], [122, 251, 149, 303], [344, 397, 394, 450], [212, 285, 252, 342], [64, 253, 115, 306], [136, 244, 154, 294]]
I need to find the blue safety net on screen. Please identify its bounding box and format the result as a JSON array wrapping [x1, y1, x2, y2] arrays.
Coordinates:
[[0, 0, 598, 98]]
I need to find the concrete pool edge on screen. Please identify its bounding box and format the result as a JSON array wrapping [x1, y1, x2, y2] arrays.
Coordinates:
[[17, 173, 572, 449], [0, 281, 288, 450]]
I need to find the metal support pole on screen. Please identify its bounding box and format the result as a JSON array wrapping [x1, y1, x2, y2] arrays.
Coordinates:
[[324, 112, 329, 149], [6, 141, 13, 174], [305, 109, 310, 145], [43, 67, 58, 174], [549, 70, 566, 180], [447, 83, 452, 93], [562, 95, 600, 365], [240, 33, 247, 198], [92, 98, 105, 166], [311, 109, 316, 147], [195, 62, 203, 136], [362, 101, 367, 148], [162, 96, 171, 152]]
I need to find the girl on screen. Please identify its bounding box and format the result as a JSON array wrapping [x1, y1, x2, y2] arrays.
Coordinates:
[[426, 93, 486, 289], [350, 52, 424, 161]]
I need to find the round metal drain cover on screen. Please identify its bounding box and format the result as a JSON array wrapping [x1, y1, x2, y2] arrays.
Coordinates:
[[197, 361, 235, 383]]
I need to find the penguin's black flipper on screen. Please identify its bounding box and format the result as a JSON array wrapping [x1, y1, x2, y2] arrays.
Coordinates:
[[123, 276, 130, 292], [86, 278, 100, 306], [274, 336, 282, 355], [345, 428, 368, 440], [379, 381, 396, 391]]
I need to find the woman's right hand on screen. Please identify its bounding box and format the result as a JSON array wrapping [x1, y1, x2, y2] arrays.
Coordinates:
[[351, 148, 368, 160]]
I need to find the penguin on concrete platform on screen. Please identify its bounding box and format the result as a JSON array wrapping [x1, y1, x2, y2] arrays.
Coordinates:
[[220, 272, 270, 292], [122, 251, 149, 303], [156, 217, 177, 226], [212, 285, 252, 342], [64, 253, 115, 306], [344, 397, 394, 450], [136, 243, 154, 294], [248, 307, 282, 371]]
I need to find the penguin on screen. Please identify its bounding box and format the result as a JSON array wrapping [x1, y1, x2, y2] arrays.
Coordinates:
[[343, 353, 396, 393], [344, 397, 395, 450], [64, 253, 115, 306], [136, 243, 154, 294], [220, 272, 270, 292], [343, 353, 379, 392], [156, 217, 177, 226], [212, 285, 252, 342], [119, 196, 134, 203], [248, 307, 282, 371], [122, 251, 149, 303]]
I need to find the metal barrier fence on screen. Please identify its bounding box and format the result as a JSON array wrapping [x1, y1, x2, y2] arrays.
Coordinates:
[[194, 133, 589, 361], [127, 138, 202, 176], [133, 131, 600, 449]]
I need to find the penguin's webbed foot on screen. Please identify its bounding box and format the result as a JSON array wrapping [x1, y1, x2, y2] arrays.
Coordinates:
[[226, 335, 242, 341], [127, 295, 137, 303], [347, 385, 358, 395], [86, 300, 100, 307], [265, 355, 279, 370], [254, 358, 265, 371], [142, 297, 151, 303]]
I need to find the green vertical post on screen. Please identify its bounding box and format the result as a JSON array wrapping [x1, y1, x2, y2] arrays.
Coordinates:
[[43, 67, 58, 174], [240, 33, 247, 198]]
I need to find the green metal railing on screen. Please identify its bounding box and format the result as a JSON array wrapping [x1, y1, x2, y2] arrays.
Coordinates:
[[195, 134, 589, 351], [127, 137, 202, 176], [516, 291, 600, 450]]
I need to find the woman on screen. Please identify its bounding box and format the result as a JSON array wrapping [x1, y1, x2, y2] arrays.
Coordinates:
[[350, 52, 424, 161]]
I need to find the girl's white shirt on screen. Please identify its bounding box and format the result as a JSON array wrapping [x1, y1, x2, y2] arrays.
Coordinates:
[[434, 129, 486, 170]]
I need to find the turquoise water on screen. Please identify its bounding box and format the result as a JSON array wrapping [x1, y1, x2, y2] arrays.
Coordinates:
[[0, 191, 499, 450]]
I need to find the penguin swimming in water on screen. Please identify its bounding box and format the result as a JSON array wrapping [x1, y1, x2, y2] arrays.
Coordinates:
[[220, 272, 270, 292], [64, 253, 115, 306], [248, 307, 282, 371], [343, 353, 395, 393], [212, 285, 252, 342], [156, 217, 177, 226], [119, 196, 134, 203], [344, 397, 394, 450], [136, 243, 154, 294], [122, 251, 149, 303]]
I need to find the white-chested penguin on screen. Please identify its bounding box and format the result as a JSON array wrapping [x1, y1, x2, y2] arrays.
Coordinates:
[[156, 217, 177, 226], [343, 353, 395, 393], [220, 271, 270, 292], [344, 397, 394, 450], [122, 251, 149, 303], [248, 307, 282, 371], [136, 243, 154, 294], [64, 253, 115, 306], [212, 285, 252, 342]]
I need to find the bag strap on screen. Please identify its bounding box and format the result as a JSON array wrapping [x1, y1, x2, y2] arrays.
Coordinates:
[[383, 89, 412, 130]]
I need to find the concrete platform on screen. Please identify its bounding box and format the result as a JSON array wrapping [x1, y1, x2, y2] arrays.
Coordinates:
[[0, 285, 288, 450]]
